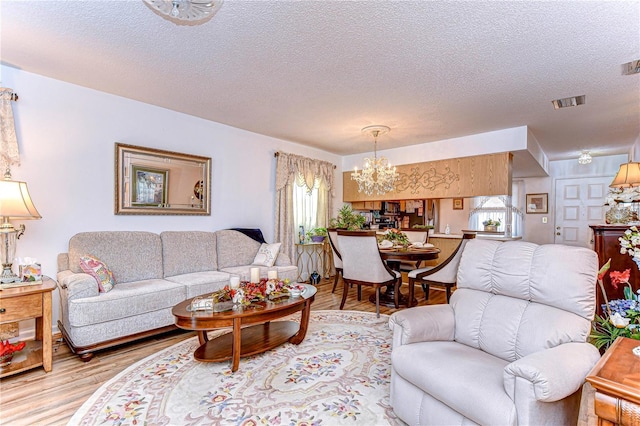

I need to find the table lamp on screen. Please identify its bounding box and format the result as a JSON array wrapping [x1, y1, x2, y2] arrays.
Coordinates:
[[0, 172, 41, 283]]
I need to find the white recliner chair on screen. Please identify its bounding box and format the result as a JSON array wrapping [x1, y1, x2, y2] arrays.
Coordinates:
[[389, 239, 601, 425]]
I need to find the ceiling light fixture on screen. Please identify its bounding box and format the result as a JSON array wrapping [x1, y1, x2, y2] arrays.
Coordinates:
[[143, 0, 223, 25], [578, 151, 592, 165], [351, 125, 399, 196], [551, 95, 586, 110]]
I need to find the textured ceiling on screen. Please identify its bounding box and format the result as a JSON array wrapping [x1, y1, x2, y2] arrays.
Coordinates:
[[1, 0, 639, 162]]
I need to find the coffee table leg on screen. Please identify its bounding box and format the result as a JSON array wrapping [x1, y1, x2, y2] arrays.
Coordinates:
[[289, 298, 312, 345], [231, 317, 241, 372], [198, 330, 209, 345]]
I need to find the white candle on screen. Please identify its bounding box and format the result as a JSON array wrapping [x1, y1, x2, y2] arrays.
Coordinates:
[[267, 270, 278, 280], [250, 267, 260, 283], [229, 276, 240, 289]]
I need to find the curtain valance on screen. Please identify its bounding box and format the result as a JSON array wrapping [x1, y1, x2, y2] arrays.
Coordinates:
[[275, 152, 335, 195]]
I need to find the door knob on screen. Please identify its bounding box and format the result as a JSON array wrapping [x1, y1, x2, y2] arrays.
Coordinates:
[[556, 226, 561, 230], [556, 232, 561, 236]]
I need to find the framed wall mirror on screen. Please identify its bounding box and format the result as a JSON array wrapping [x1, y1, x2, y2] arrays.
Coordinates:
[[115, 143, 211, 215]]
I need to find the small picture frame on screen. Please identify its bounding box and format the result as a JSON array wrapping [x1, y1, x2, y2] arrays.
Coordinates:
[[526, 193, 548, 214], [452, 198, 464, 210]]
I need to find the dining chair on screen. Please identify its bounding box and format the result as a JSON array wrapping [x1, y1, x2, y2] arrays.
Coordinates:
[[397, 229, 431, 272], [337, 230, 402, 317], [407, 232, 476, 306], [326, 228, 343, 293]]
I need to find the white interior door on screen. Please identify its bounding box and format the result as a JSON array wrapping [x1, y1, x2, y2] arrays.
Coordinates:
[[554, 177, 610, 248]]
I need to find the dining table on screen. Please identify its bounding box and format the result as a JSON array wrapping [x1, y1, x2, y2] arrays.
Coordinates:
[[376, 245, 440, 307]]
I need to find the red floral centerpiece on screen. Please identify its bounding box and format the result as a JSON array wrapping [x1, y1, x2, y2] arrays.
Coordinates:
[[212, 278, 303, 306]]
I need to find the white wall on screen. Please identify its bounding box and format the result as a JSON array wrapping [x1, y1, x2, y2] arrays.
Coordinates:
[[2, 66, 343, 332], [522, 154, 628, 244]]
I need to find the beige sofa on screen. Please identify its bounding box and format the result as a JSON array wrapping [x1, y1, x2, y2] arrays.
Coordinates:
[[57, 229, 297, 361], [389, 239, 601, 425]]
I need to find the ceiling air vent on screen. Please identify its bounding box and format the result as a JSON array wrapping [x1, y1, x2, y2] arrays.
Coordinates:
[[551, 95, 585, 110], [622, 60, 640, 75]]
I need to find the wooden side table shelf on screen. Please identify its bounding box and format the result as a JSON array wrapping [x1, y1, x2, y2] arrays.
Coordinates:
[[0, 277, 56, 378], [586, 337, 640, 425]]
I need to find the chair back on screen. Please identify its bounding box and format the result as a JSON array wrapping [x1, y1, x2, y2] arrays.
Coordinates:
[[401, 229, 428, 244], [337, 230, 395, 284], [422, 232, 475, 283], [327, 228, 342, 269], [452, 239, 598, 362]]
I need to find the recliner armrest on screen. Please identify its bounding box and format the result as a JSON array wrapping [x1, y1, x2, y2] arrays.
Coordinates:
[[503, 342, 601, 402], [57, 270, 99, 300], [389, 305, 455, 347]]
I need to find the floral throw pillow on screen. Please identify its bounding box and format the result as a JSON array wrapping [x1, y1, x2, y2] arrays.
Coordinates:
[[252, 243, 282, 267], [79, 255, 116, 293]]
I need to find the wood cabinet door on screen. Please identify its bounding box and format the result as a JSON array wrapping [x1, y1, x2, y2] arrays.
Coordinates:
[[590, 225, 640, 315]]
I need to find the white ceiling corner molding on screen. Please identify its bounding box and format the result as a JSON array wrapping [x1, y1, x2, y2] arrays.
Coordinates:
[[142, 0, 223, 25]]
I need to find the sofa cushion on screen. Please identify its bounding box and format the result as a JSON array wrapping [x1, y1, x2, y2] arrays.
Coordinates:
[[252, 242, 281, 267], [220, 265, 299, 283], [67, 278, 185, 327], [68, 231, 163, 283], [161, 231, 218, 277], [392, 341, 515, 426], [164, 270, 230, 299], [79, 255, 116, 293], [215, 230, 262, 268]]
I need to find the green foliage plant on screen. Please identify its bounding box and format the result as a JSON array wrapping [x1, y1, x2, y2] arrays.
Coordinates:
[[329, 205, 366, 230]]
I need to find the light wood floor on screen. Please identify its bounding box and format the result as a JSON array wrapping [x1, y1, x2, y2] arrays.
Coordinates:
[[0, 276, 446, 426]]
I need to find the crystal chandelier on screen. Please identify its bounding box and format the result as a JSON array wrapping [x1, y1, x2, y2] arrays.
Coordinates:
[[351, 125, 399, 196], [143, 0, 223, 25]]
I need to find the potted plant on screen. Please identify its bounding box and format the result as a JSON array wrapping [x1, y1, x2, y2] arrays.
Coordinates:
[[382, 228, 411, 248], [307, 227, 328, 243], [482, 218, 501, 232], [329, 205, 366, 230]]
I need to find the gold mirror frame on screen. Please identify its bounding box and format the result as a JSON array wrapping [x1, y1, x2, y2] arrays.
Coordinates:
[[115, 143, 211, 215]]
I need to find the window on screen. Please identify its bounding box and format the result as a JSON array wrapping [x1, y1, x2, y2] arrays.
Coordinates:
[[469, 195, 523, 236], [293, 174, 328, 241]]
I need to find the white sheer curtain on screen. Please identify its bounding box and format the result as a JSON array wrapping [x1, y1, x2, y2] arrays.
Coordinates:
[[275, 152, 334, 263], [468, 182, 524, 237]]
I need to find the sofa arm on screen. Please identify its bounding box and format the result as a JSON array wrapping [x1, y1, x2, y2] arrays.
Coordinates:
[[57, 270, 99, 300], [389, 305, 455, 347], [503, 342, 601, 402]]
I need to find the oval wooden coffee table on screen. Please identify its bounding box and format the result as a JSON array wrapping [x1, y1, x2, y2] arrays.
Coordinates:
[[172, 284, 316, 372]]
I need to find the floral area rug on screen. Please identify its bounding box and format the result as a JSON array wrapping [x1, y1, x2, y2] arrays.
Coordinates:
[[69, 310, 404, 426]]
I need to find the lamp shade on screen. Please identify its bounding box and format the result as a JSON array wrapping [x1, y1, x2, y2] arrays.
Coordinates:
[[0, 179, 41, 219], [610, 162, 640, 188]]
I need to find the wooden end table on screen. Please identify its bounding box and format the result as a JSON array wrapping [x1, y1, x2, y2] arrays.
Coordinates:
[[586, 336, 640, 425], [172, 284, 316, 372], [0, 277, 56, 378]]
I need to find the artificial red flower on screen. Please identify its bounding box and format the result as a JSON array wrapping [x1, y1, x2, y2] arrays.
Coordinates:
[[0, 340, 26, 357], [609, 269, 631, 290]]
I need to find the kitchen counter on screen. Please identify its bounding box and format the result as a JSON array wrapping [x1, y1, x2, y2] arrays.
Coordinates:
[[431, 233, 522, 242]]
